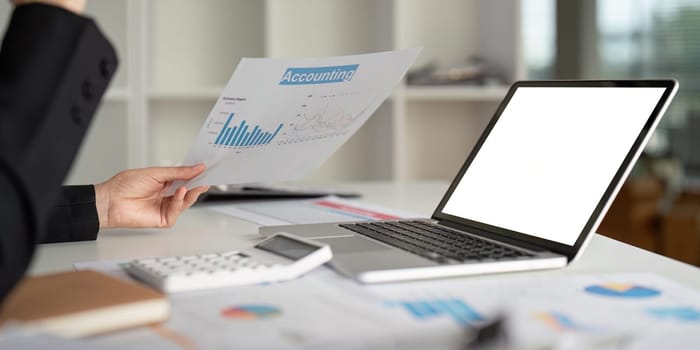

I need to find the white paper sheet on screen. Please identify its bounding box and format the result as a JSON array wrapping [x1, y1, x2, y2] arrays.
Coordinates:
[[0, 331, 111, 350], [355, 272, 700, 349], [205, 196, 422, 226], [170, 49, 420, 192], [159, 268, 461, 350], [72, 262, 462, 349]]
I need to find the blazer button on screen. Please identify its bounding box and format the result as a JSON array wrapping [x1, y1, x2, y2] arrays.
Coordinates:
[[100, 58, 114, 78], [82, 80, 94, 100], [71, 105, 84, 125]]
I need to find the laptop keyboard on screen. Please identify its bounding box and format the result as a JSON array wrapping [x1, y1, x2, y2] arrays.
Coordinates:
[[339, 221, 533, 263]]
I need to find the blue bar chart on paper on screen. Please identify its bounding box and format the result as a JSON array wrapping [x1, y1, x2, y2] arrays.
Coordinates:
[[214, 113, 284, 148], [386, 298, 484, 326]]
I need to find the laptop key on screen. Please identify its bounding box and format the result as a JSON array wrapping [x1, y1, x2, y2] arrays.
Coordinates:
[[342, 224, 432, 258], [342, 221, 531, 263], [367, 233, 430, 257]]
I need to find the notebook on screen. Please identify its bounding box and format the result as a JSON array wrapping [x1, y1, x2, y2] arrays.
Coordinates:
[[260, 80, 678, 283], [0, 270, 169, 338]]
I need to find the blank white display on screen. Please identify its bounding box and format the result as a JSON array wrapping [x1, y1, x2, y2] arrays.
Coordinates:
[[442, 87, 666, 245]]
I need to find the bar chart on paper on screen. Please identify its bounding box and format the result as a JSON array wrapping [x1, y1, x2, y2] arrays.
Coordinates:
[[385, 298, 484, 326], [213, 113, 284, 148]]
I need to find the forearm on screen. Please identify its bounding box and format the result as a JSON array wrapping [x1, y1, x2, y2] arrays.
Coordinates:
[[94, 180, 110, 230]]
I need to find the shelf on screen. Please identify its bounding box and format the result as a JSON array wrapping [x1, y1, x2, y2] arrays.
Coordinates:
[[266, 0, 391, 57], [401, 85, 509, 101], [56, 0, 523, 183], [103, 88, 129, 102], [148, 87, 222, 100], [148, 0, 264, 88], [394, 0, 478, 69]]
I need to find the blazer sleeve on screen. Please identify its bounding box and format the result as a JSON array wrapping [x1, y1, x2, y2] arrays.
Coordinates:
[[0, 4, 117, 301], [42, 185, 100, 243]]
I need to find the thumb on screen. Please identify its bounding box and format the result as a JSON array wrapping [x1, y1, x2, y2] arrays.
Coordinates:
[[150, 163, 206, 183]]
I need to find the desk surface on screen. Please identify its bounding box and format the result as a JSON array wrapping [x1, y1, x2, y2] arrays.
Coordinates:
[[31, 181, 700, 290]]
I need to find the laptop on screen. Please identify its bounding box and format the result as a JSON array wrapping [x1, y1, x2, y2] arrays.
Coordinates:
[[260, 80, 678, 283]]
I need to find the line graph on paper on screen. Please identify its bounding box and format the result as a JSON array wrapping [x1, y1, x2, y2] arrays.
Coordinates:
[[276, 93, 377, 145]]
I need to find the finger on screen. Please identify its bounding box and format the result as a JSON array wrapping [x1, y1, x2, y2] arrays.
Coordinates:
[[183, 186, 209, 209], [150, 163, 206, 183], [163, 186, 187, 227]]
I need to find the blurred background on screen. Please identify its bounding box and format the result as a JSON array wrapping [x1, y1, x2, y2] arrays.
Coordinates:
[[1, 0, 699, 265], [522, 0, 700, 267]]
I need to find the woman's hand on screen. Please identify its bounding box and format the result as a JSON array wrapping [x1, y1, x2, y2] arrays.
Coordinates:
[[94, 164, 209, 229]]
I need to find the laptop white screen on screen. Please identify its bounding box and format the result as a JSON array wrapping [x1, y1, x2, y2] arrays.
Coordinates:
[[442, 87, 666, 246]]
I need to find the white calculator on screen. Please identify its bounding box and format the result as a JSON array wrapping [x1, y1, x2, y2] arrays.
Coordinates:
[[125, 232, 332, 293]]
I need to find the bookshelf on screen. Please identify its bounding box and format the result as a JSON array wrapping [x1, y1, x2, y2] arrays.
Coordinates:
[[0, 0, 524, 184]]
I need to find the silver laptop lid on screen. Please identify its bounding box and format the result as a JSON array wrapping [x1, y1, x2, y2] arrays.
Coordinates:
[[433, 80, 677, 261]]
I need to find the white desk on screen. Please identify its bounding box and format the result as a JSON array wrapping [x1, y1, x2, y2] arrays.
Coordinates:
[[26, 182, 700, 348], [31, 181, 700, 290]]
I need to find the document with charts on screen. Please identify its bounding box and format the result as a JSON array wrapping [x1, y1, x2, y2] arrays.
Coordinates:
[[173, 48, 420, 190]]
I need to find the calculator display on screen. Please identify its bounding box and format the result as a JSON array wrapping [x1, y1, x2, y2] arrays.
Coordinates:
[[256, 235, 319, 260]]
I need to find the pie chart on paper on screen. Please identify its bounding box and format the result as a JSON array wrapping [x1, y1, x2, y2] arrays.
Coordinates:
[[221, 304, 282, 320]]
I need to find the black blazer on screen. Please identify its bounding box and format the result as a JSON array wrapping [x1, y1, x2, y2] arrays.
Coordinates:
[[43, 185, 100, 243], [0, 4, 117, 301]]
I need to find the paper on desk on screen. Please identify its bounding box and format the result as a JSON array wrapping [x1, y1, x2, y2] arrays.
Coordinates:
[[156, 268, 462, 350], [0, 325, 178, 350], [205, 195, 422, 226], [356, 272, 700, 349], [169, 48, 420, 193], [71, 260, 463, 349], [0, 330, 96, 350], [71, 255, 700, 349]]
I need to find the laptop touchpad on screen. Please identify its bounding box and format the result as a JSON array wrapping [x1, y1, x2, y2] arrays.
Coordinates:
[[313, 236, 391, 254]]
